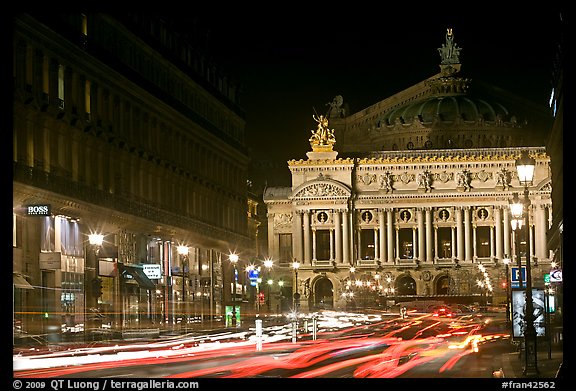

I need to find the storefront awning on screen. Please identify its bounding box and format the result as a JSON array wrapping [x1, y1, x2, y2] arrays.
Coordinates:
[[119, 264, 156, 290], [13, 273, 34, 289]]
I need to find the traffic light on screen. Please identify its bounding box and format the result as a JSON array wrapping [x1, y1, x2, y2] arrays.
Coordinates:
[[293, 292, 301, 310], [258, 292, 265, 304]]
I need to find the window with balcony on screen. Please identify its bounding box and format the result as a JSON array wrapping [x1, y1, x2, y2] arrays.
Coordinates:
[[360, 229, 375, 260]]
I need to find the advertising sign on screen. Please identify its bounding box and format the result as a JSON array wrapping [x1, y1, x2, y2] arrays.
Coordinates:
[[25, 204, 51, 216], [225, 306, 241, 327], [511, 288, 546, 338], [39, 252, 61, 269], [547, 294, 556, 313]]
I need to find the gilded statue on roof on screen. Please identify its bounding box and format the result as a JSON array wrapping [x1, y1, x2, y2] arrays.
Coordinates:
[[309, 114, 336, 151]]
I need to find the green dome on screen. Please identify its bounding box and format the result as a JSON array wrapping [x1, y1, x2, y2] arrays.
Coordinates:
[[383, 94, 515, 125]]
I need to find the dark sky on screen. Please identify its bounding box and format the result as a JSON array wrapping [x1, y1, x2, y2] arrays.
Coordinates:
[[193, 8, 562, 172]]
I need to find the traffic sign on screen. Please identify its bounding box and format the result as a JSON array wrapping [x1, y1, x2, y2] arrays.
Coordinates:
[[511, 266, 526, 288], [550, 269, 563, 283], [248, 268, 260, 279]]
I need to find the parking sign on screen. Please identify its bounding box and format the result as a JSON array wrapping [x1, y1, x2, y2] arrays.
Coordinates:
[[511, 266, 526, 288]]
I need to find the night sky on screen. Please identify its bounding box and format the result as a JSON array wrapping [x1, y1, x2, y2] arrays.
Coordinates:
[[189, 8, 563, 184]]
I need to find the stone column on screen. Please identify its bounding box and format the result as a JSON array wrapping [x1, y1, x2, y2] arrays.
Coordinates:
[[418, 209, 425, 262], [451, 226, 456, 260], [379, 209, 386, 262], [312, 229, 317, 261], [434, 226, 439, 263], [303, 211, 311, 264], [503, 208, 511, 258], [334, 210, 342, 263], [412, 227, 417, 260], [426, 208, 433, 262], [330, 229, 335, 261], [495, 207, 503, 260], [387, 209, 394, 263], [294, 211, 303, 263], [473, 224, 478, 260], [456, 208, 464, 262], [490, 226, 495, 259], [464, 207, 472, 261], [342, 210, 350, 264], [536, 205, 548, 261], [270, 212, 278, 260], [373, 228, 379, 261], [395, 227, 400, 264]]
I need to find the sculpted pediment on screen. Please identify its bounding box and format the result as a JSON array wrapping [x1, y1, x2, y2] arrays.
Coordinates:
[[291, 176, 351, 200]]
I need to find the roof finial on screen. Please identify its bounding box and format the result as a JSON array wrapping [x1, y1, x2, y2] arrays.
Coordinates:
[[427, 28, 470, 94]]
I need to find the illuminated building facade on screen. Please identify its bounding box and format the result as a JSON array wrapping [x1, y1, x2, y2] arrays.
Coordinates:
[[13, 13, 256, 339], [264, 29, 556, 313]]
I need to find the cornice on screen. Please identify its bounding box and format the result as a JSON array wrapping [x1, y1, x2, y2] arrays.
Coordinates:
[[288, 158, 355, 166], [358, 151, 548, 164]]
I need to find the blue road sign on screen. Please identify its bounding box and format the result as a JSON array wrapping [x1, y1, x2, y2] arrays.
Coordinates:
[[511, 266, 526, 288], [248, 268, 259, 280]]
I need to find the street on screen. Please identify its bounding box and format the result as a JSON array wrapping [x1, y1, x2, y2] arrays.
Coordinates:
[[14, 309, 513, 378]]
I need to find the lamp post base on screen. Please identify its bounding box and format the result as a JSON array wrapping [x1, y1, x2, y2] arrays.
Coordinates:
[[231, 309, 237, 327], [523, 330, 539, 377]]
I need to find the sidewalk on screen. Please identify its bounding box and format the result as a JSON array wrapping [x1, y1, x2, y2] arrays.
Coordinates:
[[501, 339, 563, 378]]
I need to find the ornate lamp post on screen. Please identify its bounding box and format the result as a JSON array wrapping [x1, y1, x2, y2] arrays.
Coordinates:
[[292, 260, 300, 310], [374, 273, 382, 307], [278, 280, 284, 315], [86, 233, 103, 342], [502, 255, 512, 324], [384, 275, 393, 310], [513, 150, 539, 377], [291, 261, 300, 343], [264, 258, 274, 312], [266, 279, 274, 312], [229, 253, 239, 327]]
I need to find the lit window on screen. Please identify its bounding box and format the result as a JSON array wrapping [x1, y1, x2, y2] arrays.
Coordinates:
[[85, 79, 91, 115], [58, 64, 65, 108]]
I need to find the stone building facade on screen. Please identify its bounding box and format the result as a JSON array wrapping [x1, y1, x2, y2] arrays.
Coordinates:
[[264, 29, 554, 313], [13, 13, 257, 338]]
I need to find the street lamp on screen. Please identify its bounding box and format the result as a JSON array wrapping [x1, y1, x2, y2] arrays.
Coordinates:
[[86, 233, 103, 342], [278, 280, 284, 315], [513, 150, 539, 377], [264, 258, 274, 312], [177, 245, 189, 329], [510, 192, 525, 294], [502, 255, 511, 324], [292, 260, 300, 310], [267, 279, 274, 312], [477, 263, 493, 310], [290, 261, 300, 343], [229, 253, 239, 327]]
